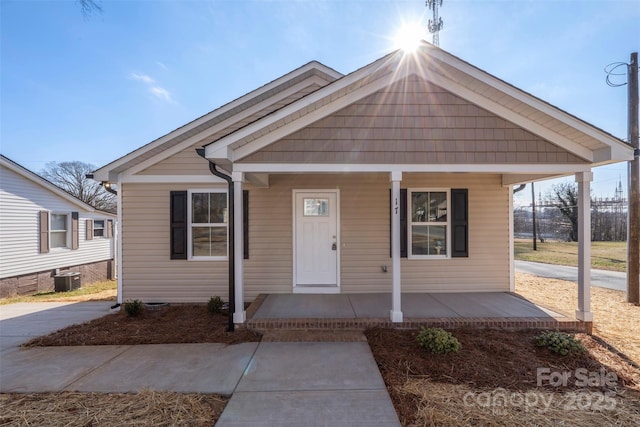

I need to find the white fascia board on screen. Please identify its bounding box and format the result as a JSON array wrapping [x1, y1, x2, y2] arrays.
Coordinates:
[[428, 48, 628, 151], [424, 72, 595, 162], [0, 157, 98, 212], [93, 65, 340, 180], [233, 162, 592, 174], [205, 55, 401, 161]]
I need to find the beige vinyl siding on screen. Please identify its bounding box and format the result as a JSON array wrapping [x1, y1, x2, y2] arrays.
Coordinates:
[[240, 77, 587, 165], [401, 173, 509, 292], [0, 165, 114, 279], [243, 174, 392, 298], [122, 173, 509, 301], [140, 84, 324, 176], [243, 173, 508, 297], [121, 183, 228, 302]]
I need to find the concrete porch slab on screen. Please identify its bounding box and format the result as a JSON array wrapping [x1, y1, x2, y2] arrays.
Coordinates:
[[252, 294, 355, 319]]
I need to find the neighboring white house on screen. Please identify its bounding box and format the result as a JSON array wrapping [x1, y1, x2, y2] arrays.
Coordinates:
[[0, 155, 116, 297]]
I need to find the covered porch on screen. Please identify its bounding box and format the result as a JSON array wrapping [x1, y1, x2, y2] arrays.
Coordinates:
[[244, 292, 590, 332]]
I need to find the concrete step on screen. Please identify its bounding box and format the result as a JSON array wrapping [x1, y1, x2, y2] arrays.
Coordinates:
[[260, 329, 367, 342]]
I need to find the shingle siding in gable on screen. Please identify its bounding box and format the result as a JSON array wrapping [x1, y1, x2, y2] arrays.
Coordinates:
[[239, 77, 587, 165]]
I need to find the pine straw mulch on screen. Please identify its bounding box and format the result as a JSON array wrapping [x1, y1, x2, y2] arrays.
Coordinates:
[[22, 304, 261, 347], [366, 328, 640, 427], [515, 271, 640, 365], [0, 390, 227, 427]]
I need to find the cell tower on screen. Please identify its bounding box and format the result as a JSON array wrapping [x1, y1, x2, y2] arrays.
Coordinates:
[[426, 0, 444, 47]]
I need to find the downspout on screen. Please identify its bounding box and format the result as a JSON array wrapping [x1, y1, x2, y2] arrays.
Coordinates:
[[85, 174, 120, 309], [196, 148, 235, 332]]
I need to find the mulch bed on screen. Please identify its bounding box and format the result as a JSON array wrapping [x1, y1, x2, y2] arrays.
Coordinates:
[[365, 328, 640, 426], [23, 305, 261, 347]]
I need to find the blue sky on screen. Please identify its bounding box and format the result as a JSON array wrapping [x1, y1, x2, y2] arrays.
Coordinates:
[[1, 0, 638, 205]]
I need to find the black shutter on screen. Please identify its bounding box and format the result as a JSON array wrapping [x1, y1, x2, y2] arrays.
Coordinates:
[[170, 191, 188, 260], [71, 212, 79, 250], [451, 188, 469, 258], [390, 189, 407, 258], [243, 190, 249, 260]]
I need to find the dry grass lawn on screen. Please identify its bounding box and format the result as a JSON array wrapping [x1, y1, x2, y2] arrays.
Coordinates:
[[515, 272, 640, 365], [0, 391, 227, 427], [0, 280, 117, 305], [514, 240, 627, 272]]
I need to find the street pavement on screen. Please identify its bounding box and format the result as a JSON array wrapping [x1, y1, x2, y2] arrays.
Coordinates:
[[515, 260, 627, 291]]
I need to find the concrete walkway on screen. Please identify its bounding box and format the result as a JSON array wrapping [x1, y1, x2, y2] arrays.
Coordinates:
[[515, 260, 627, 291], [0, 302, 400, 426]]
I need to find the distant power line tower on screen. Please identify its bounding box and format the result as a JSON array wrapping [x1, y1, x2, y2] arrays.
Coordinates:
[[426, 0, 444, 47]]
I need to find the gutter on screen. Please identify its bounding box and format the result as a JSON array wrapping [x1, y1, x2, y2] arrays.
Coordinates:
[[195, 148, 235, 332]]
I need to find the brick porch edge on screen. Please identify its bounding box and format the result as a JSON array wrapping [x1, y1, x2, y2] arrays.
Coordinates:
[[241, 295, 593, 333]]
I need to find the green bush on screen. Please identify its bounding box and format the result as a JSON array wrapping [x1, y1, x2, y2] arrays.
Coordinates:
[[416, 327, 461, 354], [535, 331, 585, 356], [207, 296, 224, 313], [123, 299, 144, 317]]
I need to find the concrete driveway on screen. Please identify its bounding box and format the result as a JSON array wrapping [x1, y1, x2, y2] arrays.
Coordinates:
[[515, 260, 627, 291], [0, 301, 113, 354]]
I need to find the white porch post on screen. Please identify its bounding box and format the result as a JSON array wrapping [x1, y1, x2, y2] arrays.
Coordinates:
[[390, 171, 403, 322], [232, 172, 246, 323], [575, 171, 593, 322]]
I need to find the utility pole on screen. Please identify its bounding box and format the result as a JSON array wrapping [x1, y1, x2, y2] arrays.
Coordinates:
[[531, 182, 538, 251], [426, 0, 444, 47], [628, 52, 639, 305]]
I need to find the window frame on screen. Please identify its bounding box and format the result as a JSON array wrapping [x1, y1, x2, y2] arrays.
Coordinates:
[[50, 212, 70, 250], [407, 188, 451, 259], [93, 220, 106, 238], [186, 189, 228, 261]]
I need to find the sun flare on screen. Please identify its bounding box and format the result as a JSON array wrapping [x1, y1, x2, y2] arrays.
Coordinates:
[[393, 22, 426, 52]]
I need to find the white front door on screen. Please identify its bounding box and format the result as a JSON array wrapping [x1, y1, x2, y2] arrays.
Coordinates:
[[294, 191, 339, 291]]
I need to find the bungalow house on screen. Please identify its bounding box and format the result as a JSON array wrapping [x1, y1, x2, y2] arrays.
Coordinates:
[[92, 43, 633, 325], [0, 155, 116, 297]]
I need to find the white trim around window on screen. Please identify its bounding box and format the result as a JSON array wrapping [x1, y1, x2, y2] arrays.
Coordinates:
[[50, 212, 70, 250], [408, 188, 451, 259], [187, 189, 228, 261]]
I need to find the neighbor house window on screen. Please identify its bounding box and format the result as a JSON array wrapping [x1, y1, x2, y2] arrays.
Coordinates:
[[50, 213, 69, 249], [409, 190, 450, 258], [93, 220, 105, 237], [188, 190, 228, 259]]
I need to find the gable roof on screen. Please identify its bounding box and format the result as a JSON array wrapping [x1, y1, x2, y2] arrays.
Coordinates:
[[204, 42, 632, 166], [0, 154, 116, 216], [93, 61, 342, 181]]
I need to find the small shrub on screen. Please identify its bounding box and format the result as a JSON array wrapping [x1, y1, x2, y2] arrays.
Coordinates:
[[123, 299, 144, 317], [207, 296, 224, 314], [416, 327, 461, 354], [535, 331, 585, 356]]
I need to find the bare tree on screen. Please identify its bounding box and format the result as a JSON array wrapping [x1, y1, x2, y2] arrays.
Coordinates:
[[41, 161, 116, 213], [77, 0, 102, 18], [550, 182, 579, 242]]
